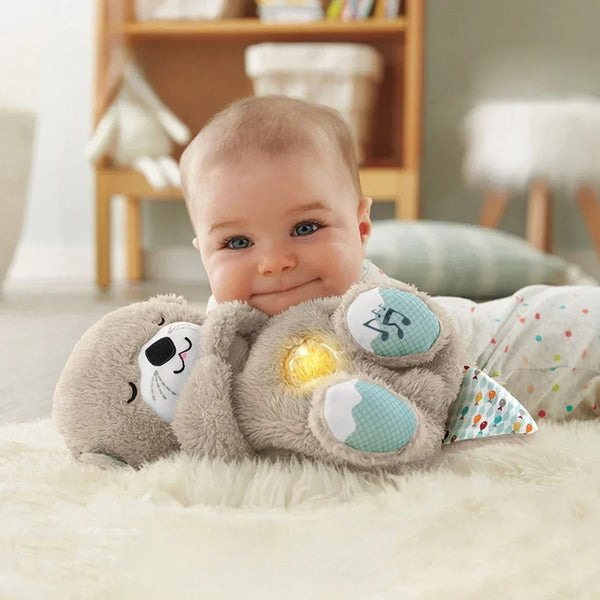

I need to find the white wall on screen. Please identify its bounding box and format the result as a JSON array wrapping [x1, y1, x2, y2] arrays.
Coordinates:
[[0, 3, 42, 112], [4, 1, 115, 282]]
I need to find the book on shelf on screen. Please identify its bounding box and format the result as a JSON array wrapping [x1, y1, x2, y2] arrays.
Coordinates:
[[326, 0, 345, 18], [324, 0, 403, 20], [259, 0, 400, 21], [326, 0, 376, 20], [357, 0, 376, 18], [373, 0, 401, 18], [386, 0, 400, 18]]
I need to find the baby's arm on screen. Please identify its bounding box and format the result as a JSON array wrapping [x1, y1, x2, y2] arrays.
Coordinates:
[[434, 293, 521, 373]]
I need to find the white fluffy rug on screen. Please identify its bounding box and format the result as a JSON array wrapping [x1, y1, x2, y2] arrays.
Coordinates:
[[2, 418, 600, 599]]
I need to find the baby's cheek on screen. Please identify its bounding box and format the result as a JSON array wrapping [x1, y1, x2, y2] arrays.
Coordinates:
[[330, 261, 363, 295], [210, 268, 251, 303]]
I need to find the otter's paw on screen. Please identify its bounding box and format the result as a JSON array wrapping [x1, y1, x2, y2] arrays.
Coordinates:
[[323, 379, 417, 453], [345, 287, 440, 359]]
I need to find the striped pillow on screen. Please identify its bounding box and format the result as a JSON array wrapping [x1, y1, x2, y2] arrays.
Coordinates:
[[366, 220, 570, 299]]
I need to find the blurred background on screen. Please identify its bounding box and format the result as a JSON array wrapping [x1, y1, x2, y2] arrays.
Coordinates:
[[2, 0, 600, 295]]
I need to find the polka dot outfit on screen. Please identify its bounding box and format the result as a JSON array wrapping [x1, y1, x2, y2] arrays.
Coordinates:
[[362, 260, 600, 421]]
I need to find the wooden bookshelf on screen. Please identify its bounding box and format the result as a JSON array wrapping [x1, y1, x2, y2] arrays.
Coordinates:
[[93, 0, 424, 287], [119, 17, 408, 40]]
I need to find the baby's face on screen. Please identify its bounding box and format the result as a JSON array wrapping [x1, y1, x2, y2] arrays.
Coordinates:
[[193, 152, 372, 316]]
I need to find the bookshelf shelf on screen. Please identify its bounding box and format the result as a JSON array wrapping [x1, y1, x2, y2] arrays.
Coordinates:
[[119, 17, 407, 41]]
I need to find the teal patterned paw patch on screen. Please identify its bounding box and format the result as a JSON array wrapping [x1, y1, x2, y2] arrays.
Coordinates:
[[346, 288, 440, 357], [324, 379, 417, 453]]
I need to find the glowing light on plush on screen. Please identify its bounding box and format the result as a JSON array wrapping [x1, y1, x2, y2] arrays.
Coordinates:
[[282, 336, 343, 388]]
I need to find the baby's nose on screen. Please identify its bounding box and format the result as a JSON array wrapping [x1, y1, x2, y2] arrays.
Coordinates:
[[257, 244, 297, 275]]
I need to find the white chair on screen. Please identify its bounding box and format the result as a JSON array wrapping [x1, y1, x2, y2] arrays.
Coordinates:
[[463, 100, 600, 257]]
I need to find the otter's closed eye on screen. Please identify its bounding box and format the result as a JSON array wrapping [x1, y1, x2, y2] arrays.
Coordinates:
[[127, 382, 138, 403]]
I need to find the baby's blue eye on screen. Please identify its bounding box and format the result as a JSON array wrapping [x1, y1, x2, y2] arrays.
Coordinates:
[[226, 237, 252, 250], [293, 221, 321, 237]]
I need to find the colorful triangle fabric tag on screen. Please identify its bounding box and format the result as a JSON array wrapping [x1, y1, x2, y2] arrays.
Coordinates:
[[443, 366, 538, 445]]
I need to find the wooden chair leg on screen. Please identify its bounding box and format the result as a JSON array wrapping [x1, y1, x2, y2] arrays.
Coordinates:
[[479, 189, 510, 228], [126, 195, 143, 281], [526, 181, 553, 252], [96, 176, 111, 289], [576, 186, 600, 260]]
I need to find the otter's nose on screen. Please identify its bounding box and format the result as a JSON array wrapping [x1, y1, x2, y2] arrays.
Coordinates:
[[145, 337, 176, 366]]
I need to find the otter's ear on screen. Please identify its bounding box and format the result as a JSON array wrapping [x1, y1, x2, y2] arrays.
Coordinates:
[[77, 452, 131, 470]]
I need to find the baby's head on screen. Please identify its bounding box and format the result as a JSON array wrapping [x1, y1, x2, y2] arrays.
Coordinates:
[[180, 95, 372, 316]]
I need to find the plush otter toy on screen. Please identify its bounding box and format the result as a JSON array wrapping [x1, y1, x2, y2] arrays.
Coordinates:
[[53, 281, 537, 470]]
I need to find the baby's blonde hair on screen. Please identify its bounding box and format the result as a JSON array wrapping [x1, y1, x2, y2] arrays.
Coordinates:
[[180, 95, 362, 220]]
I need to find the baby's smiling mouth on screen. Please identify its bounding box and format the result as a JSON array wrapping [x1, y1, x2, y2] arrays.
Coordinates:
[[253, 279, 319, 297]]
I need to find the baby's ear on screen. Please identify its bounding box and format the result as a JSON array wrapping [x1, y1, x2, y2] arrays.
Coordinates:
[[77, 452, 131, 470], [358, 196, 373, 249], [192, 237, 200, 251]]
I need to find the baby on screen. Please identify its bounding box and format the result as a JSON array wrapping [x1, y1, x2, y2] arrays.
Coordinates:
[[180, 94, 372, 318], [180, 95, 600, 423]]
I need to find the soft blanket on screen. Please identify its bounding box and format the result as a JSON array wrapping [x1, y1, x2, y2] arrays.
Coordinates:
[[1, 418, 599, 599]]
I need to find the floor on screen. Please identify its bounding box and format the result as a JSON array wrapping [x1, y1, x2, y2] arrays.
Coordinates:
[[0, 280, 211, 425]]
